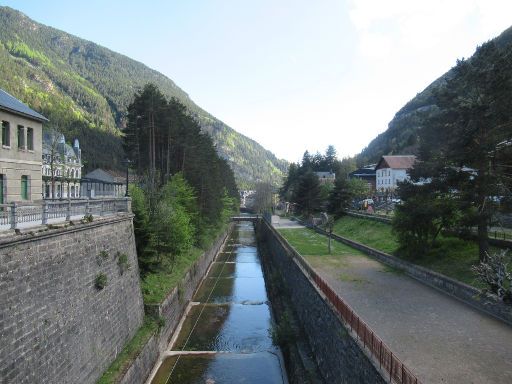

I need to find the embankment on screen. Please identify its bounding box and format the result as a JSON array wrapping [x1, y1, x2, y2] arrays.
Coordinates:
[[257, 220, 386, 384], [0, 214, 144, 384]]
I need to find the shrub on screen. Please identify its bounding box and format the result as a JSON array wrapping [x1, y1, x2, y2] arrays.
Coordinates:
[[95, 273, 108, 290]]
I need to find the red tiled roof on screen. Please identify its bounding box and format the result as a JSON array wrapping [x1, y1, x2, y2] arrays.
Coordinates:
[[376, 155, 416, 170]]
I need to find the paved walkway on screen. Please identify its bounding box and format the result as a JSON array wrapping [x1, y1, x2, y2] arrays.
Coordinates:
[[280, 224, 512, 383], [270, 216, 305, 229], [310, 255, 512, 384]]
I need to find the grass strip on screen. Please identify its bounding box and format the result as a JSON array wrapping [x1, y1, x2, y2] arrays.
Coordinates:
[[331, 215, 495, 288], [97, 316, 158, 384]]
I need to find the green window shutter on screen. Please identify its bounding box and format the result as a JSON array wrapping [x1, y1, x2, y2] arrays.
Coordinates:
[[21, 175, 28, 200], [0, 175, 4, 204]]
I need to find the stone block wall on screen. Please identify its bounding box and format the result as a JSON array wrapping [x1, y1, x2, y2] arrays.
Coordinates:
[[118, 223, 232, 384], [257, 220, 386, 384], [0, 215, 144, 384]]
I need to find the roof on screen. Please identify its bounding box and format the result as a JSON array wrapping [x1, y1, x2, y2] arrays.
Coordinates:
[[83, 169, 117, 183], [82, 168, 131, 184], [42, 131, 80, 159], [0, 88, 48, 122], [375, 155, 416, 170], [349, 167, 376, 177], [314, 171, 335, 178]]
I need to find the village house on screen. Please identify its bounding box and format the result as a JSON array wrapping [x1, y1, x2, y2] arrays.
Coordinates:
[[349, 164, 377, 192], [42, 130, 82, 199], [0, 89, 48, 203], [314, 171, 335, 185], [80, 168, 126, 198], [375, 155, 416, 193]]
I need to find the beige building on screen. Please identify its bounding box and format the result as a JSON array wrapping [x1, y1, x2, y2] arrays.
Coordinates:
[[0, 89, 47, 203]]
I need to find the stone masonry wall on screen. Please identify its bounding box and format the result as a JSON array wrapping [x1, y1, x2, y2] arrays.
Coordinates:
[[118, 223, 233, 384], [257, 220, 386, 384], [0, 215, 144, 384]]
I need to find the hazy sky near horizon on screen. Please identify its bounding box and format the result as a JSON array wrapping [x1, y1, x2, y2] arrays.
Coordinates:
[[2, 0, 512, 163]]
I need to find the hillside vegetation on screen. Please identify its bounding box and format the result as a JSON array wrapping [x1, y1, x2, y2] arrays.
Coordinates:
[[0, 6, 287, 187], [357, 25, 512, 166]]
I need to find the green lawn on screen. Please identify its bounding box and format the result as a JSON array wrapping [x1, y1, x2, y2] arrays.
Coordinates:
[[141, 247, 204, 304], [331, 215, 496, 288], [333, 215, 399, 254], [97, 316, 158, 384], [278, 228, 364, 257]]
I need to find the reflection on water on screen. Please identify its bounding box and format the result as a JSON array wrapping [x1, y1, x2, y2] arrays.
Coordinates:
[[151, 222, 286, 384], [173, 303, 274, 352], [151, 352, 284, 384]]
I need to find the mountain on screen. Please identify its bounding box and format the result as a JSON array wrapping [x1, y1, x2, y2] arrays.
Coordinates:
[[356, 25, 512, 167], [0, 6, 287, 188]]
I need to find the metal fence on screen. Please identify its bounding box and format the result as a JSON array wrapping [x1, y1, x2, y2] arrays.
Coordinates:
[[0, 198, 130, 230], [264, 217, 421, 384], [312, 274, 420, 384]]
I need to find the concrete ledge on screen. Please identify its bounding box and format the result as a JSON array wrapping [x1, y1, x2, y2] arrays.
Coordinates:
[[115, 224, 233, 384], [0, 213, 135, 249]]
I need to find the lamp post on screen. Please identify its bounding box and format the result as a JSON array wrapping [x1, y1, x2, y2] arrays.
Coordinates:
[[122, 158, 132, 197]]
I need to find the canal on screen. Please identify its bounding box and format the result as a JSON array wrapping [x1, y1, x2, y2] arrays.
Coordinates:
[[148, 221, 288, 383]]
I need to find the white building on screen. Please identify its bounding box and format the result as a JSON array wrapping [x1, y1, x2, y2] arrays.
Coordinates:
[[42, 131, 82, 199], [375, 155, 416, 192]]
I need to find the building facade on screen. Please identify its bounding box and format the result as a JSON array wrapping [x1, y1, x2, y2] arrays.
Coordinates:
[[0, 89, 47, 203], [315, 171, 336, 185], [375, 155, 416, 193], [42, 131, 82, 199], [80, 168, 126, 198], [349, 165, 376, 192]]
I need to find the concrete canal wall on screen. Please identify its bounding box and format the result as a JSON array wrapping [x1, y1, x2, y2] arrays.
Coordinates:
[[118, 223, 233, 384], [257, 220, 386, 384], [0, 215, 144, 384]]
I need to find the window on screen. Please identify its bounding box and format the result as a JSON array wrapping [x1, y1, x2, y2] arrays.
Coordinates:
[[27, 127, 34, 150], [21, 175, 29, 200], [18, 125, 25, 149], [0, 174, 4, 204], [1, 121, 10, 147]]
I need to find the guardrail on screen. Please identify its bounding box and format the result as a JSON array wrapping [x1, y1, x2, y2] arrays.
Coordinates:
[[0, 198, 131, 230], [264, 218, 421, 384], [313, 273, 419, 384]]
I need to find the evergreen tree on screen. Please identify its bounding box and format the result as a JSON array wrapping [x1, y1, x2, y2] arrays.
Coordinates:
[[327, 177, 353, 218], [411, 41, 512, 260], [295, 171, 322, 216]]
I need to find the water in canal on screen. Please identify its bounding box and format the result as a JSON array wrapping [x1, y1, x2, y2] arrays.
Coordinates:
[[149, 221, 287, 384]]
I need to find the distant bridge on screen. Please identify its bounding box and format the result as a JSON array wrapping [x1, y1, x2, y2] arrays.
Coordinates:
[[231, 215, 260, 222]]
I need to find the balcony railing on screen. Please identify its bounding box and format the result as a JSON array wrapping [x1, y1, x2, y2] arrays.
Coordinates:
[[0, 198, 131, 230]]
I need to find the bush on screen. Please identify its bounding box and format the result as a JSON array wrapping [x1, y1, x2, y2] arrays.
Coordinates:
[[95, 273, 108, 290]]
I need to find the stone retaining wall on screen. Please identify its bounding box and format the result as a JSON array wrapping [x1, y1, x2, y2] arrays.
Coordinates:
[[0, 214, 144, 384], [346, 210, 512, 249], [307, 224, 512, 327], [117, 224, 233, 384], [257, 220, 386, 384]]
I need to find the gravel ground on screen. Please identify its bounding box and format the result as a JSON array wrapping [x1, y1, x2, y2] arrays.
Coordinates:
[[306, 252, 512, 384]]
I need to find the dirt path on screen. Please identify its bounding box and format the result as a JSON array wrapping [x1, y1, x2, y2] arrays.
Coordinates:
[[305, 251, 512, 384]]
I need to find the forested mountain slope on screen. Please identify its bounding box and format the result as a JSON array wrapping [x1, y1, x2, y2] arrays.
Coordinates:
[[356, 25, 512, 166], [0, 6, 286, 187]]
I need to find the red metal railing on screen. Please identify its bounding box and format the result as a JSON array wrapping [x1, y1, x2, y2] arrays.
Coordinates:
[[311, 272, 420, 384]]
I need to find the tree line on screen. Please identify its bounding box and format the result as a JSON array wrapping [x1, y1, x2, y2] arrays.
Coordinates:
[[279, 146, 367, 217], [124, 84, 239, 274], [393, 41, 512, 262]]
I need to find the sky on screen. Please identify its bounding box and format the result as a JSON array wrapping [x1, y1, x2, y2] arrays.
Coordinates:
[[2, 0, 512, 163]]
